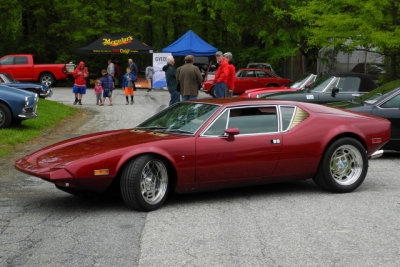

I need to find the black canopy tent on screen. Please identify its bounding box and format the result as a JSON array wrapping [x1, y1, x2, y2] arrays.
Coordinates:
[[77, 33, 154, 54]]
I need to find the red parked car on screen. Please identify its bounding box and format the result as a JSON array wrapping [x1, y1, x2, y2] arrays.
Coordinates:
[[16, 99, 390, 211], [202, 68, 291, 97], [239, 73, 317, 98], [0, 54, 73, 87]]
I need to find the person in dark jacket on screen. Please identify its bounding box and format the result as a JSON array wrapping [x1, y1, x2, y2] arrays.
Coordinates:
[[176, 55, 202, 101], [163, 55, 180, 106], [128, 58, 138, 91], [72, 61, 89, 105], [100, 69, 114, 106]]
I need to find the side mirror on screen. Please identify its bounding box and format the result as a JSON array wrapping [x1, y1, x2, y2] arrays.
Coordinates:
[[331, 87, 340, 97], [225, 128, 240, 136]]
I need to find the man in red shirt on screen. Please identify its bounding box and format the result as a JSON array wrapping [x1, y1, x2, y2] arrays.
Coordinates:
[[224, 52, 236, 97], [213, 51, 229, 98]]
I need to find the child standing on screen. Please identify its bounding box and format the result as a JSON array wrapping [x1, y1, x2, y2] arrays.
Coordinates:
[[123, 67, 136, 105], [94, 80, 103, 105], [100, 69, 114, 106]]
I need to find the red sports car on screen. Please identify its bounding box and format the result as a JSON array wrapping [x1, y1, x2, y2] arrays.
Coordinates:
[[239, 73, 317, 98], [16, 99, 390, 211], [202, 68, 291, 97]]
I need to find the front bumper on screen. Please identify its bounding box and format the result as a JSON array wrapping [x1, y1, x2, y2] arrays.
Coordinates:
[[39, 88, 53, 98]]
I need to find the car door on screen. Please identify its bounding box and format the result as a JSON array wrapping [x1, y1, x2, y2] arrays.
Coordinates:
[[255, 70, 272, 87], [195, 106, 282, 184], [319, 76, 363, 103], [234, 70, 257, 93], [372, 92, 400, 147], [12, 56, 32, 81]]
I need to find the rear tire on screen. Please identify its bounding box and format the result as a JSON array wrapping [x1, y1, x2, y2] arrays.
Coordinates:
[[39, 72, 55, 87], [313, 137, 368, 193], [209, 86, 216, 98], [0, 103, 12, 129], [120, 155, 169, 211]]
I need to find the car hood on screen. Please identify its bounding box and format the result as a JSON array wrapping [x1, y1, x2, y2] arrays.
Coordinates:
[[16, 129, 187, 170], [0, 84, 36, 98], [5, 82, 44, 88]]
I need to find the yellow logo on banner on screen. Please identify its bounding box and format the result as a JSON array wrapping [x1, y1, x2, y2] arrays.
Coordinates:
[[103, 36, 133, 47]]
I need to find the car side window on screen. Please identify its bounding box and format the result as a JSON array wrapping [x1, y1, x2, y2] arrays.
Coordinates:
[[227, 106, 278, 134], [255, 70, 271, 78], [280, 106, 295, 131], [337, 77, 361, 92], [244, 70, 256, 78], [0, 57, 14, 65], [14, 56, 28, 65], [380, 94, 400, 108], [204, 110, 228, 136]]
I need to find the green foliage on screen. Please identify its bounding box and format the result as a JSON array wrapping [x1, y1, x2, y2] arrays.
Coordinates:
[[0, 99, 78, 157], [1, 0, 399, 79]]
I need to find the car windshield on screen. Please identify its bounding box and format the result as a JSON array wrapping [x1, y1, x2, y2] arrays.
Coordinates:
[[289, 74, 316, 89], [356, 80, 400, 104], [0, 73, 16, 83], [137, 102, 220, 135], [309, 76, 334, 92]]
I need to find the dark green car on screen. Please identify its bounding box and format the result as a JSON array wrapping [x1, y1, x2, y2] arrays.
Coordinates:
[[259, 73, 377, 104]]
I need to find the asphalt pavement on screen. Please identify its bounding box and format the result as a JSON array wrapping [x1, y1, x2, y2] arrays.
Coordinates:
[[1, 88, 400, 266]]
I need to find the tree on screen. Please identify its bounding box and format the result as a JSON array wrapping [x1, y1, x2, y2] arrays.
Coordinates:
[[293, 0, 400, 81]]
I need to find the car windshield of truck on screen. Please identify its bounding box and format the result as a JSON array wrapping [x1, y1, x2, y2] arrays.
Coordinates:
[[137, 102, 220, 135]]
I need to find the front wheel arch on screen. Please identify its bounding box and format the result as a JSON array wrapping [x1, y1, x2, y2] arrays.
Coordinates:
[[114, 153, 178, 194]]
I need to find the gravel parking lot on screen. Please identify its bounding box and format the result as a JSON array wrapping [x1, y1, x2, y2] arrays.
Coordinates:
[[1, 88, 399, 266]]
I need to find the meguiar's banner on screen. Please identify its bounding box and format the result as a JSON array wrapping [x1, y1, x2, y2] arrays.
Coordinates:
[[152, 53, 171, 88]]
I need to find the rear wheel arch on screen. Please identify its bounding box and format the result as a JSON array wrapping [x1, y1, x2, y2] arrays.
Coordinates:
[[324, 133, 368, 153]]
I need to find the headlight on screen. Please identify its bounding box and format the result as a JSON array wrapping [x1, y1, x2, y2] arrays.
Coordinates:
[[25, 96, 29, 107], [34, 94, 39, 102]]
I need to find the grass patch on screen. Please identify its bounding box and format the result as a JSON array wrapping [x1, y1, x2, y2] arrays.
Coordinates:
[[0, 99, 78, 157]]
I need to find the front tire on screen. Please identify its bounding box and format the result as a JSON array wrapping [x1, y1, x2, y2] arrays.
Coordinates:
[[120, 155, 169, 211], [0, 103, 12, 129], [39, 72, 55, 87], [313, 138, 368, 193]]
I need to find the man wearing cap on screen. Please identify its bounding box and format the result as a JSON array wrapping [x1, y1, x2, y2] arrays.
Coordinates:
[[176, 55, 203, 101], [213, 51, 230, 98], [224, 52, 236, 97]]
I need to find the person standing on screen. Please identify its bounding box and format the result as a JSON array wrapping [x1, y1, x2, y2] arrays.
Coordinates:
[[94, 80, 103, 105], [128, 58, 138, 91], [122, 67, 136, 105], [100, 69, 114, 106], [176, 55, 202, 101], [163, 55, 180, 106], [224, 52, 236, 97], [145, 65, 155, 92], [213, 51, 229, 98], [72, 61, 89, 105], [114, 59, 121, 88], [107, 59, 115, 77]]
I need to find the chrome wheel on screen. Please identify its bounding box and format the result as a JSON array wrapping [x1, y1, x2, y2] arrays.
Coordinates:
[[140, 160, 168, 205], [330, 144, 363, 186], [40, 74, 54, 87]]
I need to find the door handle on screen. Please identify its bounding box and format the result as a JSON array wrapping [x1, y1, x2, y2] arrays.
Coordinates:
[[270, 139, 281, 144]]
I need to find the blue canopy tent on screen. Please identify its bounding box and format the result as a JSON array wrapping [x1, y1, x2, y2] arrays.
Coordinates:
[[161, 30, 217, 56]]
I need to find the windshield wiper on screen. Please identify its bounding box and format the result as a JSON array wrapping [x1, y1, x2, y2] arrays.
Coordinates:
[[166, 129, 194, 135], [136, 126, 167, 131]]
